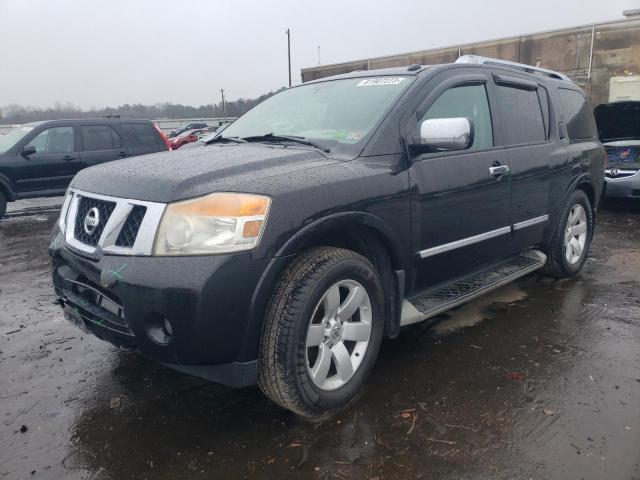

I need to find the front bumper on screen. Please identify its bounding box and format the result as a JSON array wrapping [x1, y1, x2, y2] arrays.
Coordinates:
[[49, 227, 290, 387], [604, 169, 640, 199]]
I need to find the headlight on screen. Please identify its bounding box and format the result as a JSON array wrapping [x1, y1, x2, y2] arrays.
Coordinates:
[[153, 192, 271, 255], [58, 189, 74, 233]]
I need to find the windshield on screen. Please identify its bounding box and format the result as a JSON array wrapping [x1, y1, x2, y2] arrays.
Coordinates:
[[0, 126, 35, 154], [594, 102, 640, 142], [221, 76, 412, 148], [178, 130, 197, 138]]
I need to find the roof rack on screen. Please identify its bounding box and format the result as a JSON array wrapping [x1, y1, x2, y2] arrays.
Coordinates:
[[455, 55, 572, 82]]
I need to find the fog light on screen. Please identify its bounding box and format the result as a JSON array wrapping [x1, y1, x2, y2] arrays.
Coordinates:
[[146, 314, 173, 345]]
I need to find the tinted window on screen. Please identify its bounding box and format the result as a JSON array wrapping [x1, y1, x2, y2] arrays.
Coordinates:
[[497, 85, 546, 145], [80, 125, 122, 151], [558, 89, 597, 140], [29, 126, 74, 154], [420, 84, 493, 150], [121, 123, 164, 148]]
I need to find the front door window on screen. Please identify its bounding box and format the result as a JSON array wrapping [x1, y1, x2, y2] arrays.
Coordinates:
[[29, 127, 74, 154], [420, 84, 494, 151]]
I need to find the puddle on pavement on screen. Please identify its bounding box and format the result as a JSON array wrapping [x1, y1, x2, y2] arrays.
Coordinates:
[[430, 283, 528, 336]]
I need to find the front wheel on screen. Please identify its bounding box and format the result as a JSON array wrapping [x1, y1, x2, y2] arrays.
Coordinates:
[[258, 247, 384, 418], [544, 189, 593, 278]]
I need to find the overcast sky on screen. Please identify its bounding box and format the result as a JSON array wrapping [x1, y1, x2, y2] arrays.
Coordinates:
[[0, 0, 637, 109]]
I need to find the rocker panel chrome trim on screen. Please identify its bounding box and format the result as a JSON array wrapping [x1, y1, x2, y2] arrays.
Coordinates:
[[417, 226, 511, 259], [513, 214, 549, 231]]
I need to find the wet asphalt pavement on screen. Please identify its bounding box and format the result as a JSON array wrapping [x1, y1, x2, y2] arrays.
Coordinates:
[[1, 197, 639, 480]]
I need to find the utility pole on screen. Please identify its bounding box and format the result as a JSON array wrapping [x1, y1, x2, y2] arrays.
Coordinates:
[[220, 89, 226, 121], [317, 45, 321, 66], [286, 28, 292, 87]]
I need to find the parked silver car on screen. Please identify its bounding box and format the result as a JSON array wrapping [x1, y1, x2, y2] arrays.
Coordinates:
[[594, 102, 640, 199]]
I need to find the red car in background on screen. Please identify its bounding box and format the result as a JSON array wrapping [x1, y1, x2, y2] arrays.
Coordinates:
[[170, 128, 208, 149]]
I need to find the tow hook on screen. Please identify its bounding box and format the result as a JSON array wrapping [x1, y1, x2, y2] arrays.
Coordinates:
[[55, 296, 68, 307]]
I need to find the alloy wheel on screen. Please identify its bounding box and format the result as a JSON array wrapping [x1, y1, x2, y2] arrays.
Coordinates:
[[305, 279, 372, 391], [564, 204, 588, 265]]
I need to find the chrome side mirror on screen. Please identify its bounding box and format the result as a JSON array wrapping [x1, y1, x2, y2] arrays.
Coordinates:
[[420, 117, 474, 151]]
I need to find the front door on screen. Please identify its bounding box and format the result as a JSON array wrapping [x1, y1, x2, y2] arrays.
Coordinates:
[[407, 74, 512, 292], [14, 125, 82, 195]]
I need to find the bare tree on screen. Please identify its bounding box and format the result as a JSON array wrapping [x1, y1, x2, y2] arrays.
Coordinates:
[[0, 90, 281, 124]]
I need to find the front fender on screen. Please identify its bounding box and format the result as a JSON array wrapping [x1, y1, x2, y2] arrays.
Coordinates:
[[274, 211, 406, 271], [237, 211, 409, 360]]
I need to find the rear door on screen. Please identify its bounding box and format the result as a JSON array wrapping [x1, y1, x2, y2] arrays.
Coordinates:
[[491, 74, 555, 255], [407, 71, 512, 292], [119, 122, 167, 157], [79, 124, 126, 167], [13, 125, 81, 194]]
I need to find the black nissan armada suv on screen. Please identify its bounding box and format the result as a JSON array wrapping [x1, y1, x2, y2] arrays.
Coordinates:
[[49, 56, 604, 417]]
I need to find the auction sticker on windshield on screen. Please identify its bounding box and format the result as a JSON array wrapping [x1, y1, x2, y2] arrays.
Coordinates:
[[356, 77, 405, 87]]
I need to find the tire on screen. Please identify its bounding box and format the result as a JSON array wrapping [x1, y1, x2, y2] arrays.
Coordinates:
[[544, 189, 593, 278], [257, 247, 385, 418], [0, 190, 6, 218]]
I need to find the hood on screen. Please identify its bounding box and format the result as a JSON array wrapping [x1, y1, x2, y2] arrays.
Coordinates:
[[594, 101, 640, 143], [71, 143, 337, 203]]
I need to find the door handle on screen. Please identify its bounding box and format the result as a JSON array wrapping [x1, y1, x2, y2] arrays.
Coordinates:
[[63, 155, 74, 161], [489, 165, 510, 178], [119, 151, 128, 158]]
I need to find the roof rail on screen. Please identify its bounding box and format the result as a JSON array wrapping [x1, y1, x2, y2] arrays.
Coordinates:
[[455, 55, 572, 82]]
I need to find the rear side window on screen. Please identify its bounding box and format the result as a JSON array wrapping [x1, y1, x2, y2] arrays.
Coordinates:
[[557, 88, 597, 140], [120, 122, 164, 149], [420, 84, 494, 151], [80, 125, 122, 151], [496, 85, 546, 145]]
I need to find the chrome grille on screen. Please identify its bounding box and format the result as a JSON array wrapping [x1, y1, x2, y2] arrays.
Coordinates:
[[74, 197, 116, 247], [62, 189, 166, 256], [605, 168, 638, 179], [115, 205, 147, 247]]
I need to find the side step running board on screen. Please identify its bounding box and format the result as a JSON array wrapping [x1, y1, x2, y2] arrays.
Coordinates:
[[400, 250, 547, 326]]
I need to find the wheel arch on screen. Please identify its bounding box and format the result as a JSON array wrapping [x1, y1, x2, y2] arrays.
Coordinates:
[[575, 181, 596, 211], [275, 212, 407, 339], [0, 173, 16, 202], [275, 212, 406, 271], [544, 173, 597, 249], [240, 212, 407, 360]]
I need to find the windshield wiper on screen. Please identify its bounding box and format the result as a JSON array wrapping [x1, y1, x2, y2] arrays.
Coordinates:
[[242, 133, 330, 153], [204, 135, 248, 145]]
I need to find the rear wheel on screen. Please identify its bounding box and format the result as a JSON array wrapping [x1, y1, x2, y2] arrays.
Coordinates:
[[544, 189, 593, 278], [0, 191, 6, 218], [257, 247, 384, 418]]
